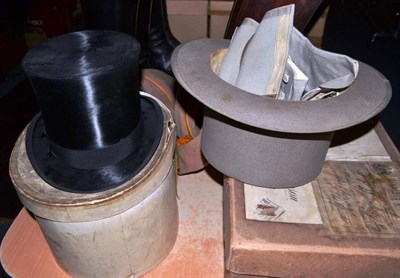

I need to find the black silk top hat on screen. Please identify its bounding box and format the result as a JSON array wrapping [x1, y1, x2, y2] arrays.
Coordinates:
[[22, 30, 163, 193]]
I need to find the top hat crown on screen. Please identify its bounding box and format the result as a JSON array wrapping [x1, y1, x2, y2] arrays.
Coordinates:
[[23, 30, 163, 193]]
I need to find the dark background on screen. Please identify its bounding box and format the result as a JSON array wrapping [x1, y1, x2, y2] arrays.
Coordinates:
[[323, 0, 400, 150]]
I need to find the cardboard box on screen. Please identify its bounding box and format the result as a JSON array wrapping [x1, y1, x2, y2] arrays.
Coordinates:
[[224, 176, 400, 277], [209, 1, 233, 39], [167, 1, 208, 42], [224, 122, 400, 277]]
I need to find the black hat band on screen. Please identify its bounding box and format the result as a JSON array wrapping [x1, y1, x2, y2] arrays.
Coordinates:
[[46, 117, 145, 170]]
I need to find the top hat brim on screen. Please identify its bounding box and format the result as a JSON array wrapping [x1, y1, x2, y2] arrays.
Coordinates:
[[26, 94, 163, 193], [171, 39, 392, 133]]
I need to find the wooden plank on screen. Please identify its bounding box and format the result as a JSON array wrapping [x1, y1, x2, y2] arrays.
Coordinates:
[[0, 209, 70, 278]]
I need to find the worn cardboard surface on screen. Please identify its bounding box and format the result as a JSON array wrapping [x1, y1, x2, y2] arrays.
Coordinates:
[[225, 123, 400, 277], [313, 161, 400, 238], [224, 177, 400, 277], [167, 1, 208, 42]]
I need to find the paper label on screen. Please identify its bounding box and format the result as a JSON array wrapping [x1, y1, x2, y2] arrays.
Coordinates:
[[244, 182, 323, 224], [312, 161, 400, 237], [326, 127, 390, 162]]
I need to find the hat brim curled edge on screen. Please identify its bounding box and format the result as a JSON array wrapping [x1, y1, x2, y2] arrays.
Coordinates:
[[171, 39, 392, 134], [25, 95, 163, 193]]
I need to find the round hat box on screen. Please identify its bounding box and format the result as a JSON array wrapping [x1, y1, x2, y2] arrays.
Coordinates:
[[10, 93, 178, 278]]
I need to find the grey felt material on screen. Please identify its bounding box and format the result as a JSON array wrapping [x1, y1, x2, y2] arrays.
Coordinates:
[[218, 18, 259, 85], [289, 27, 359, 99], [202, 107, 333, 188], [218, 6, 358, 101], [234, 5, 294, 97], [171, 5, 391, 187], [172, 39, 391, 133]]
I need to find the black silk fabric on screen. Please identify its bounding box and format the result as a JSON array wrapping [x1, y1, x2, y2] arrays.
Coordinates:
[[22, 30, 163, 193]]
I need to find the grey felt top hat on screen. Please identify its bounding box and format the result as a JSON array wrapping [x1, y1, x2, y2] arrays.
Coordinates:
[[171, 35, 391, 188]]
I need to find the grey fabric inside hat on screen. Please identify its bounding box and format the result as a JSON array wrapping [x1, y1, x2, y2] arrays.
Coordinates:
[[217, 4, 359, 102], [219, 5, 294, 97], [218, 17, 259, 85]]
